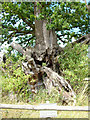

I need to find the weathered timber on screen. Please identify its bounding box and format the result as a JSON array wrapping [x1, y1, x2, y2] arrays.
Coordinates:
[[41, 66, 75, 94], [0, 104, 90, 111], [71, 34, 90, 46], [10, 41, 76, 103], [11, 42, 25, 54], [41, 66, 76, 105]]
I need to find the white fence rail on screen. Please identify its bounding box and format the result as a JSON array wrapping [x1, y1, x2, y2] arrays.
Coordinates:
[[0, 104, 90, 111]]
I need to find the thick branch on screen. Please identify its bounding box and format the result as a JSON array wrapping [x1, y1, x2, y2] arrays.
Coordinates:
[[2, 24, 23, 31], [19, 36, 35, 44], [2, 24, 35, 38], [9, 8, 34, 29], [7, 30, 34, 39], [71, 34, 90, 46], [10, 42, 25, 54], [19, 14, 34, 29]]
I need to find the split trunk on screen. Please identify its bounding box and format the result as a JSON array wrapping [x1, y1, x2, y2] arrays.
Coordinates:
[[10, 3, 76, 105]]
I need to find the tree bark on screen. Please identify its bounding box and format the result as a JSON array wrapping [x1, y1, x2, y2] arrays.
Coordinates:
[[10, 32, 76, 104], [10, 3, 76, 104]]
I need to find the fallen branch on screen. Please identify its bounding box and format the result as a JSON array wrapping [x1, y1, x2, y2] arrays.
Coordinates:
[[41, 66, 76, 105], [42, 67, 75, 94]]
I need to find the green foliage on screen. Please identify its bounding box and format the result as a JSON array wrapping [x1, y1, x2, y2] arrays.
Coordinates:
[[1, 54, 30, 99], [1, 2, 88, 48], [42, 2, 88, 39], [58, 43, 88, 92]]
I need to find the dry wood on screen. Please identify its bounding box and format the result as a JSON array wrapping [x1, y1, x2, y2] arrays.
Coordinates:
[[0, 104, 89, 111], [10, 42, 25, 54], [41, 66, 76, 97], [71, 34, 90, 46], [10, 41, 76, 103]]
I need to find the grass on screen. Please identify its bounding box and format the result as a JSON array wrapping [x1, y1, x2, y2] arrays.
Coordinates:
[[0, 91, 89, 119], [1, 109, 89, 118], [1, 108, 89, 118], [0, 71, 89, 119]]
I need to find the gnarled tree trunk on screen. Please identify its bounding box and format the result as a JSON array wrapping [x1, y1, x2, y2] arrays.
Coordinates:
[[10, 3, 76, 105]]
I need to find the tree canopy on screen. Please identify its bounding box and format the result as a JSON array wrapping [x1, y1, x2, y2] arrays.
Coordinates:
[[1, 2, 89, 48]]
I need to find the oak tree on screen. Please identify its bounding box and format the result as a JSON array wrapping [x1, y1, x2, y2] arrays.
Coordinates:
[[1, 2, 89, 104]]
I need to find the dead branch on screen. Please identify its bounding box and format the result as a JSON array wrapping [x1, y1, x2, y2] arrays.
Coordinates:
[[41, 66, 76, 98], [71, 34, 90, 46], [10, 42, 25, 54]]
